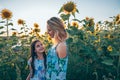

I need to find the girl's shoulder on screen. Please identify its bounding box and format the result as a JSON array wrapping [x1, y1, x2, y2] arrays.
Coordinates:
[[28, 57, 32, 65], [28, 57, 32, 62]]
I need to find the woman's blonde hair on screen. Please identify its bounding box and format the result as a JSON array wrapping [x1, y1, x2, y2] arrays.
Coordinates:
[[47, 17, 67, 42]]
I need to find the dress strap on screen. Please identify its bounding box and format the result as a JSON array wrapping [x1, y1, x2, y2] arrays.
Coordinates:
[[55, 43, 60, 50]]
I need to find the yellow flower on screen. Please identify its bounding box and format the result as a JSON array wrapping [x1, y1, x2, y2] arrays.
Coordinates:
[[47, 36, 52, 42], [20, 35, 25, 38], [98, 47, 102, 51], [88, 18, 95, 27], [107, 45, 113, 51], [115, 14, 120, 22], [34, 23, 39, 28], [116, 20, 120, 25], [96, 23, 99, 27], [33, 28, 40, 32], [29, 31, 33, 35], [95, 26, 100, 32], [12, 32, 17, 36], [63, 1, 77, 14], [1, 8, 12, 20], [85, 17, 89, 21], [36, 33, 40, 37], [104, 34, 108, 38], [95, 39, 100, 43], [86, 31, 92, 35], [71, 21, 79, 27], [17, 19, 25, 25], [79, 26, 84, 30], [20, 35, 27, 38]]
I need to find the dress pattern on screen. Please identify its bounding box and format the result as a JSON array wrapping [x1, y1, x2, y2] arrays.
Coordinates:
[[28, 58, 45, 80], [46, 45, 68, 80]]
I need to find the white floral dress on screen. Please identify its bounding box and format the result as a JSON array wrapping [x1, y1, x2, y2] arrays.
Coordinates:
[[28, 58, 45, 80]]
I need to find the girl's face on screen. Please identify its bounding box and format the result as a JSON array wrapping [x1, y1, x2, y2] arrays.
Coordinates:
[[35, 41, 45, 54], [47, 25, 54, 38]]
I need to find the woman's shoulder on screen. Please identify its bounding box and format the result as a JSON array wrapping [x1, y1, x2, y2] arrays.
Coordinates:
[[56, 41, 67, 58], [58, 41, 67, 48]]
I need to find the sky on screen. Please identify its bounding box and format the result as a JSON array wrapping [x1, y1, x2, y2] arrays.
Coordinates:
[[0, 0, 120, 34]]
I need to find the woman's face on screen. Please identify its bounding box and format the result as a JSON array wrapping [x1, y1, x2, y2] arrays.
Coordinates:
[[35, 41, 45, 54], [47, 25, 54, 38]]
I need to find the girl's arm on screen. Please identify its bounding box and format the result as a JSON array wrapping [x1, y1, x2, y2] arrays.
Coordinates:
[[26, 73, 31, 80], [26, 58, 32, 80]]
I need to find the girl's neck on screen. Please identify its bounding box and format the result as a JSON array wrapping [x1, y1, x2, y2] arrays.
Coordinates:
[[36, 53, 43, 60]]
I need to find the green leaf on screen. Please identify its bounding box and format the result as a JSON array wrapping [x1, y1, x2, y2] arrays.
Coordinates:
[[8, 23, 13, 26], [102, 59, 113, 66], [18, 32, 23, 34], [0, 21, 5, 23], [72, 19, 82, 23], [58, 7, 63, 14], [11, 28, 16, 30], [60, 14, 70, 21], [72, 12, 75, 18], [21, 27, 24, 30], [76, 8, 79, 13], [110, 51, 120, 56], [0, 31, 5, 34], [0, 26, 4, 29]]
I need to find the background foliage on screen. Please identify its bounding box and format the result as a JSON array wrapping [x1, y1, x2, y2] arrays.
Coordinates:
[[0, 1, 120, 80]]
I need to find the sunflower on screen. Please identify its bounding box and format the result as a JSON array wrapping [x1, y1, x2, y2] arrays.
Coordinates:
[[115, 14, 120, 22], [88, 18, 95, 27], [12, 32, 17, 36], [1, 8, 12, 20], [47, 36, 52, 42], [34, 23, 39, 28], [86, 31, 92, 35], [33, 28, 40, 32], [63, 1, 77, 14], [85, 17, 89, 21], [95, 26, 100, 32], [98, 47, 102, 51], [71, 21, 79, 27], [116, 20, 120, 25], [20, 35, 27, 38], [104, 34, 108, 38], [29, 31, 33, 35], [107, 45, 112, 51], [17, 19, 25, 25], [36, 33, 40, 37]]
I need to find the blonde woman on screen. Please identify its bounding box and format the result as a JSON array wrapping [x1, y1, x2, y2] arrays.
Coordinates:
[[46, 17, 68, 80]]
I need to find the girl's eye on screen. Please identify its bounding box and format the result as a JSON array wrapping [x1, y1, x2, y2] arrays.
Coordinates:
[[37, 45, 40, 47]]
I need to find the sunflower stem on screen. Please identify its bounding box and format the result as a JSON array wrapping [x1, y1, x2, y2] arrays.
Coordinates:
[[117, 54, 120, 78], [6, 19, 9, 38]]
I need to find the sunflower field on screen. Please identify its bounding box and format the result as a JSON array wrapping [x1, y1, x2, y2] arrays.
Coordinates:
[[0, 1, 120, 80]]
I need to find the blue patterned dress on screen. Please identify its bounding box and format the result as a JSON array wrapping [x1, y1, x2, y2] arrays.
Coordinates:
[[46, 44, 68, 80], [28, 58, 45, 80]]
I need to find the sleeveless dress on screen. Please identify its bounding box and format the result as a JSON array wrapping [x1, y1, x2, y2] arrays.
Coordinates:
[[46, 43, 68, 80], [28, 58, 45, 80]]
